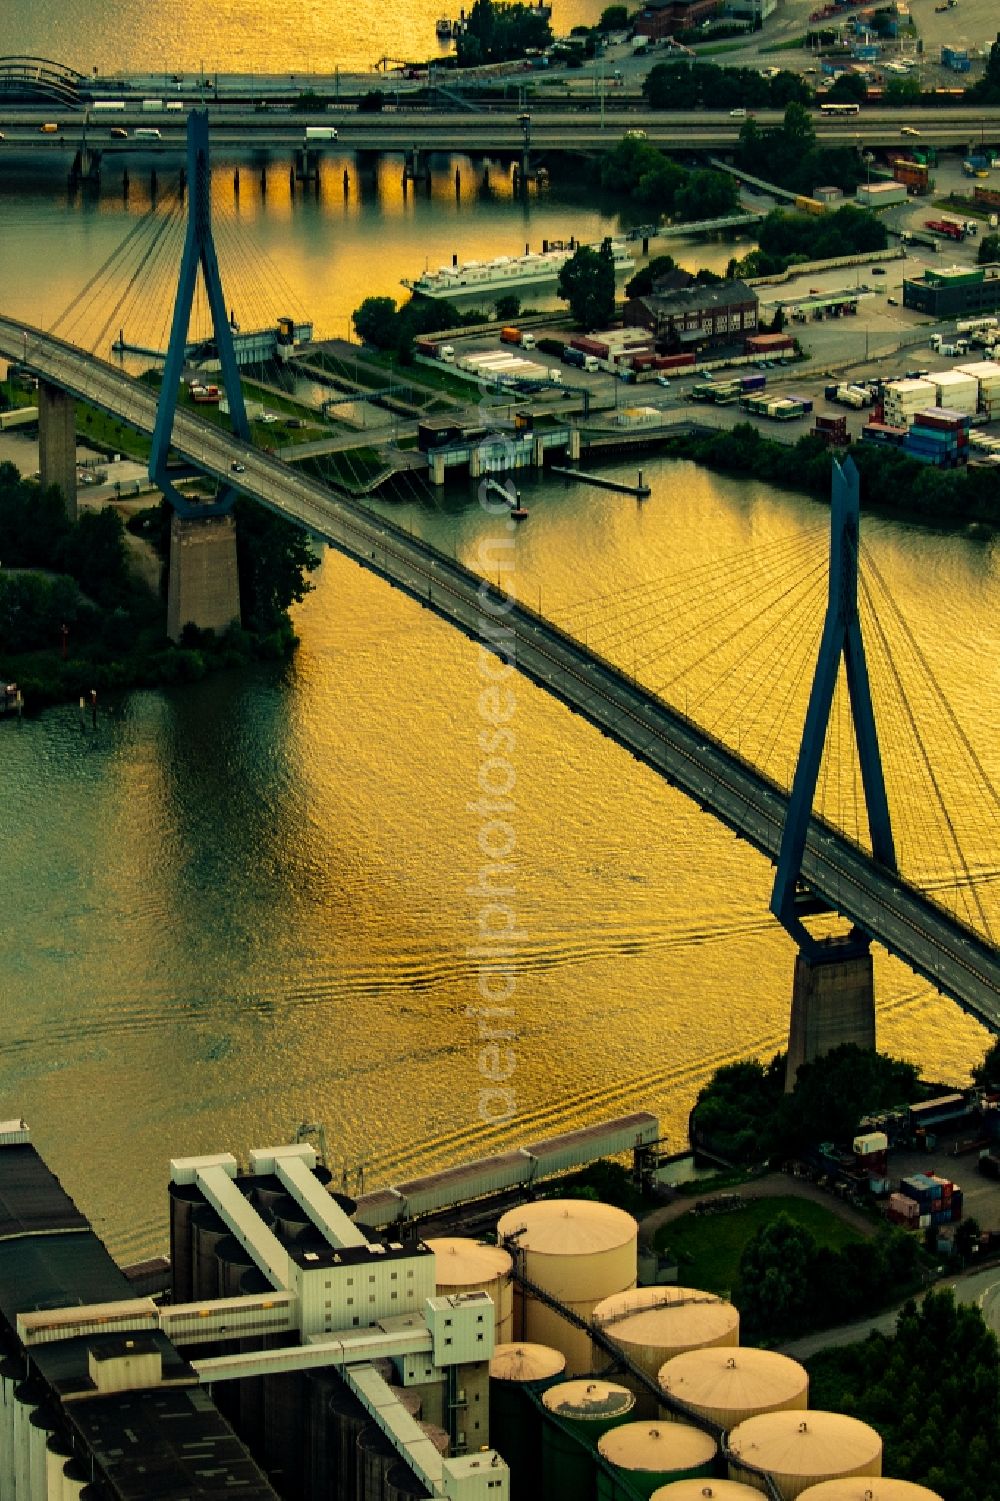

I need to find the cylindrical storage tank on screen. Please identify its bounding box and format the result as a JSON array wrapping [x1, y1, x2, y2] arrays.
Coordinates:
[[325, 1374, 370, 1500], [490, 1342, 566, 1496], [498, 1201, 637, 1376], [727, 1413, 883, 1501], [168, 1180, 203, 1304], [357, 1422, 399, 1501], [263, 1371, 307, 1496], [62, 1462, 88, 1501], [652, 1482, 765, 1501], [29, 1405, 54, 1501], [594, 1288, 739, 1416], [598, 1421, 717, 1500], [0, 1356, 22, 1501], [13, 1382, 40, 1501], [428, 1237, 515, 1344], [542, 1379, 635, 1501], [190, 1203, 229, 1302], [215, 1234, 257, 1301], [798, 1482, 945, 1501], [386, 1459, 432, 1500], [46, 1433, 72, 1501], [659, 1349, 808, 1427]]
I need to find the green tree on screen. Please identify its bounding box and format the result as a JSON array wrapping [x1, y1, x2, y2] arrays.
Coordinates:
[[885, 75, 923, 104], [357, 90, 385, 112], [828, 71, 867, 103], [597, 4, 629, 29], [353, 296, 401, 349], [738, 1213, 819, 1332], [557, 240, 616, 328], [233, 499, 318, 636], [494, 293, 522, 320], [456, 0, 552, 66], [972, 1038, 1000, 1089], [979, 233, 1000, 265], [625, 254, 678, 297]]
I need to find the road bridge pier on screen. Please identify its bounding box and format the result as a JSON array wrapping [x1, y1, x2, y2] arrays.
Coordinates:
[[37, 380, 77, 520], [785, 938, 876, 1090], [166, 511, 241, 642]]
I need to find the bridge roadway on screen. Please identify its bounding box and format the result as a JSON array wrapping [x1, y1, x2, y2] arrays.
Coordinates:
[[2, 314, 998, 1028], [2, 106, 1000, 154]]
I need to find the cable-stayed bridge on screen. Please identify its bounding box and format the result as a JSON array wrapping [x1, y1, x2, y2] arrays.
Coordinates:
[[3, 113, 998, 1047]]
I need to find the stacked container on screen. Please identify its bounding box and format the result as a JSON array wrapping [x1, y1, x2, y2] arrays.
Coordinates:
[[882, 379, 936, 427], [852, 1131, 889, 1193], [956, 359, 1000, 418], [928, 369, 978, 414], [814, 414, 848, 446], [861, 422, 907, 448], [886, 1191, 920, 1228], [902, 408, 971, 466], [897, 1173, 963, 1225]]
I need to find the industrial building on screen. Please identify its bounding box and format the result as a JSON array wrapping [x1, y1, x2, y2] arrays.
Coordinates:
[[633, 0, 724, 39], [0, 1117, 944, 1501], [625, 280, 759, 351], [0, 1121, 510, 1501], [903, 265, 1000, 319]]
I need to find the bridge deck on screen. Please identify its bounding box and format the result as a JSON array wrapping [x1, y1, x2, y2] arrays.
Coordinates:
[[3, 316, 996, 1028]]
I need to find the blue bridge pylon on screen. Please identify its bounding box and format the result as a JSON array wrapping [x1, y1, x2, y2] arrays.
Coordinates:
[[770, 456, 897, 957], [149, 109, 250, 519]]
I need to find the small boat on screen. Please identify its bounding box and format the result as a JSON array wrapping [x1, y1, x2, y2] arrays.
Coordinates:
[[436, 17, 453, 38]]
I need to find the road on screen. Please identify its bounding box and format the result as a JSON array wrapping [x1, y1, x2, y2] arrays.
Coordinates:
[[2, 313, 998, 1027], [2, 106, 1000, 156], [779, 1264, 1000, 1355]]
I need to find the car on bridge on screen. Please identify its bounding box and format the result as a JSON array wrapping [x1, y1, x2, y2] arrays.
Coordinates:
[[230, 460, 246, 473]]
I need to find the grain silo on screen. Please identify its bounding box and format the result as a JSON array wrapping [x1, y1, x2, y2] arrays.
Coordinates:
[[594, 1287, 739, 1415], [490, 1342, 567, 1493], [420, 1422, 451, 1456], [658, 1349, 808, 1427], [497, 1200, 637, 1375], [357, 1422, 400, 1501], [728, 1413, 883, 1501], [167, 1179, 203, 1303], [190, 1203, 229, 1301], [542, 1379, 635, 1501], [652, 1481, 766, 1501], [597, 1421, 717, 1499], [798, 1481, 944, 1501], [428, 1237, 515, 1343], [386, 1459, 432, 1500]]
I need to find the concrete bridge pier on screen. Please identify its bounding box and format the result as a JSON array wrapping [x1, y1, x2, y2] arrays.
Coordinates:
[[69, 146, 101, 186], [37, 381, 78, 520], [166, 512, 241, 642], [784, 936, 875, 1091], [295, 148, 319, 184]]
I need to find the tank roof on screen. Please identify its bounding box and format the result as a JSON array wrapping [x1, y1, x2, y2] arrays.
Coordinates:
[[428, 1237, 513, 1284], [490, 1342, 566, 1382], [498, 1199, 637, 1255], [595, 1287, 739, 1347], [728, 1413, 883, 1478], [598, 1421, 717, 1473], [659, 1349, 808, 1414], [798, 1482, 943, 1501], [652, 1482, 764, 1501], [542, 1379, 635, 1421]]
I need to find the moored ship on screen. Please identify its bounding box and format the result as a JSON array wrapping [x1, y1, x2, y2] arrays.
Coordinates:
[[402, 238, 634, 299]]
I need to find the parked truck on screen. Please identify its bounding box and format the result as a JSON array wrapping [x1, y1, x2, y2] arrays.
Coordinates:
[[924, 218, 965, 240], [500, 327, 536, 349]]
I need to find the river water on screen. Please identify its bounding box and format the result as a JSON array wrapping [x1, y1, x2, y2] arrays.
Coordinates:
[[1, 53, 999, 1261]]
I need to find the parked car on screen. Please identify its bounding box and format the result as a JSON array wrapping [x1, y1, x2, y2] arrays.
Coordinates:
[[871, 266, 886, 275], [887, 296, 899, 305]]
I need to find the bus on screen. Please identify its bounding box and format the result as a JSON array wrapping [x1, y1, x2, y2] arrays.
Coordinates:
[[819, 101, 861, 115]]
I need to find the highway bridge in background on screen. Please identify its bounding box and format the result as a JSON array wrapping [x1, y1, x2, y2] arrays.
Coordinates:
[[1, 106, 999, 155], [2, 312, 997, 1027]]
